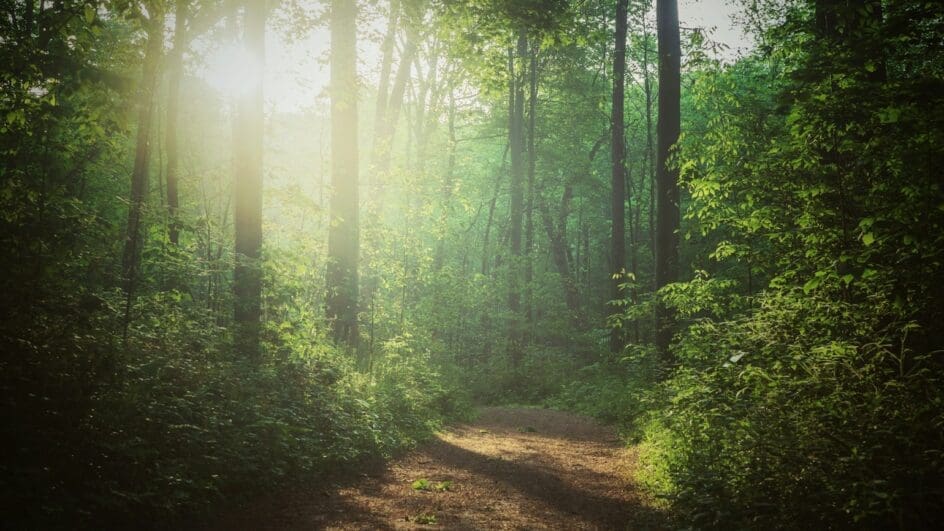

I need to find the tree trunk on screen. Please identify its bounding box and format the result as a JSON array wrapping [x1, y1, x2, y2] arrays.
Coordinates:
[[373, 28, 417, 176], [525, 46, 538, 336], [372, 0, 400, 180], [481, 146, 508, 276], [122, 11, 164, 339], [166, 0, 189, 246], [609, 0, 628, 353], [539, 193, 579, 318], [642, 7, 656, 272], [654, 0, 681, 365], [234, 0, 265, 359], [326, 0, 360, 348], [507, 30, 527, 366]]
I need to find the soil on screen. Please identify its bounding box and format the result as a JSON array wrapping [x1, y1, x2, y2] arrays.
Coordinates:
[[209, 407, 667, 530]]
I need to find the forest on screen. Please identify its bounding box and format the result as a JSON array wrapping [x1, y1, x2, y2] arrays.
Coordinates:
[[1, 0, 942, 528]]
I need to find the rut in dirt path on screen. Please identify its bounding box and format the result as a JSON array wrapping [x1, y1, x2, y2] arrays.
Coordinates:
[[215, 407, 666, 530]]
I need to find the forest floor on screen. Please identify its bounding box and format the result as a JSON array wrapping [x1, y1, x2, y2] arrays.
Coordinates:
[[209, 406, 666, 530]]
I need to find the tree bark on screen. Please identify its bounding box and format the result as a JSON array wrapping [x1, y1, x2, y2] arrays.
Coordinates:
[[654, 0, 681, 365], [609, 0, 628, 353], [326, 0, 360, 348], [233, 0, 265, 359]]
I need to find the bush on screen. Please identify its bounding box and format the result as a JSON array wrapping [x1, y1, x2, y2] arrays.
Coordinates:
[[2, 289, 471, 529], [644, 291, 944, 529]]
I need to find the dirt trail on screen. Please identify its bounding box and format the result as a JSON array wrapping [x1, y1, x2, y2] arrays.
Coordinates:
[[213, 407, 666, 530]]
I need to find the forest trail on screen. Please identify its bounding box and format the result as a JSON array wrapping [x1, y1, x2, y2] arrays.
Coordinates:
[[211, 407, 665, 530]]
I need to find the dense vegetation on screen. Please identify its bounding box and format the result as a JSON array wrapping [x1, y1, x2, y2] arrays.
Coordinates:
[[2, 0, 941, 528]]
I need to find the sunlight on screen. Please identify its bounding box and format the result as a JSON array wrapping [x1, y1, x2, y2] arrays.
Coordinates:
[[202, 43, 262, 98]]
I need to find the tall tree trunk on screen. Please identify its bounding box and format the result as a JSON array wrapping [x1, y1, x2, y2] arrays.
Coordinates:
[[372, 0, 400, 179], [166, 0, 189, 246], [525, 46, 538, 336], [326, 0, 360, 348], [122, 11, 164, 339], [508, 30, 527, 366], [373, 30, 417, 176], [642, 6, 656, 272], [654, 0, 681, 365], [234, 0, 265, 359], [414, 44, 439, 174], [609, 0, 628, 353]]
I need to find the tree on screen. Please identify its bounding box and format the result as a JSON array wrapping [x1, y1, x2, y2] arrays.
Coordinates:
[[507, 30, 527, 365], [525, 44, 538, 334], [326, 0, 360, 348], [233, 0, 265, 358], [165, 0, 189, 246], [654, 0, 680, 364], [122, 4, 164, 339], [609, 0, 628, 353], [372, 0, 419, 177]]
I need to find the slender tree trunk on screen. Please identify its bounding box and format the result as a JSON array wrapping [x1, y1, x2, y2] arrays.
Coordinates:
[[609, 0, 628, 353], [234, 0, 265, 359], [481, 149, 507, 276], [507, 30, 527, 366], [326, 0, 360, 348], [525, 46, 538, 336], [372, 0, 400, 181], [654, 0, 681, 366], [374, 30, 417, 176], [625, 153, 640, 343], [414, 45, 438, 174], [166, 0, 189, 246], [642, 7, 656, 271], [122, 12, 164, 340]]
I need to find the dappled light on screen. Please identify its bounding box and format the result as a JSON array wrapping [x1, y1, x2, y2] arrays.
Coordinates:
[[2, 0, 942, 529]]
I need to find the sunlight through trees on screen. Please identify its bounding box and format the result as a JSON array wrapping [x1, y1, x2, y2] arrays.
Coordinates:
[[1, 0, 942, 528]]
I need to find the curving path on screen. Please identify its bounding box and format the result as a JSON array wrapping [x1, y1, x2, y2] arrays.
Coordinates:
[[212, 407, 666, 530]]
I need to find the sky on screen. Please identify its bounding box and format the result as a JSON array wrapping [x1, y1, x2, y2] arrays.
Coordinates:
[[199, 0, 752, 113]]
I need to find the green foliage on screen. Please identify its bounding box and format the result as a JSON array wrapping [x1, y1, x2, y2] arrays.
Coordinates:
[[414, 512, 438, 524], [546, 346, 660, 428], [635, 1, 944, 528], [653, 294, 944, 528], [411, 478, 431, 491], [3, 281, 469, 528], [4, 0, 943, 529]]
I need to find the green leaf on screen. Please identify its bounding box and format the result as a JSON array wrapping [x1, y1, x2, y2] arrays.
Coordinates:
[[862, 232, 875, 246], [803, 276, 822, 294]]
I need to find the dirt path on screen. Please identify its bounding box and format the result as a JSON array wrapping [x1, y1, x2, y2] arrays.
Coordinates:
[[213, 407, 666, 530]]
